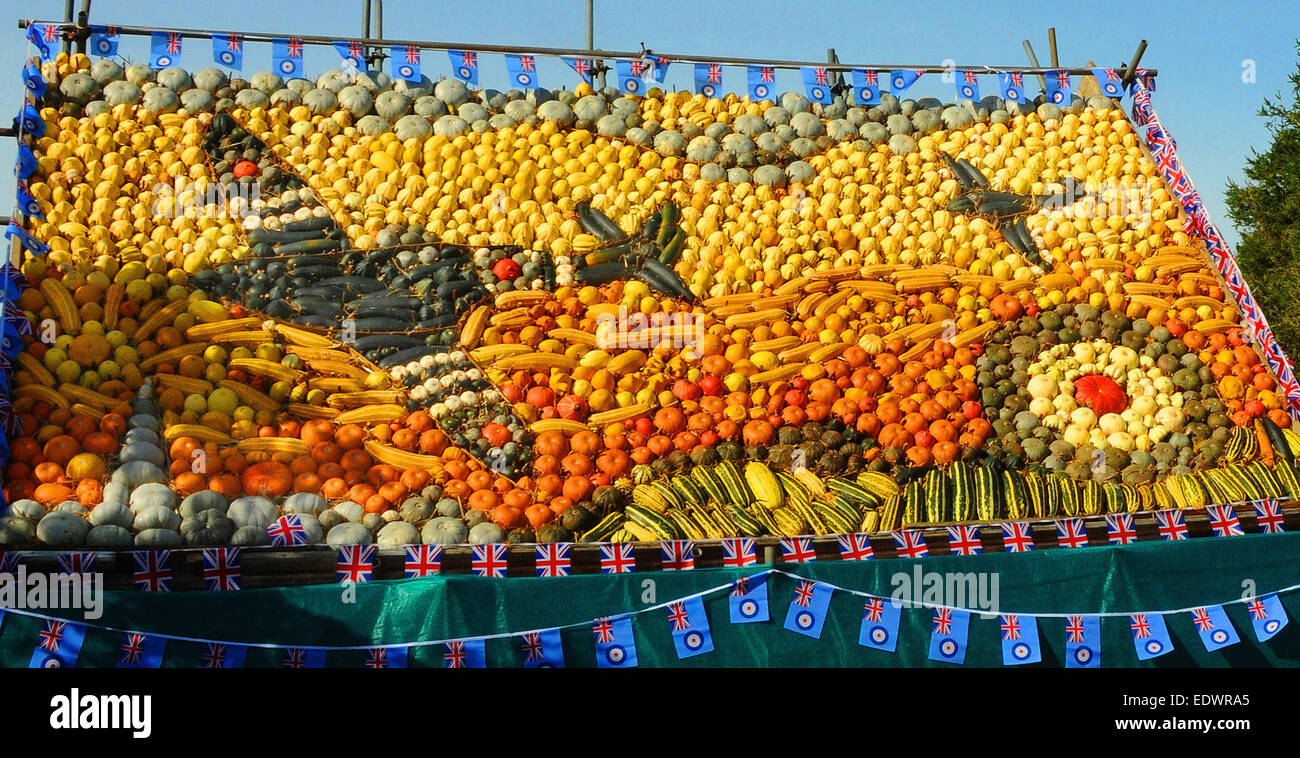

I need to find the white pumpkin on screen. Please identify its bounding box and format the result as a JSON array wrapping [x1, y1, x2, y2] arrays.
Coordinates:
[[282, 492, 327, 517], [112, 461, 166, 489], [9, 499, 45, 521], [469, 522, 506, 545], [129, 483, 177, 514], [36, 512, 89, 546], [231, 525, 270, 546], [1154, 406, 1186, 432], [89, 501, 133, 530], [227, 496, 277, 530], [422, 517, 468, 545], [377, 521, 419, 547], [181, 510, 236, 546], [134, 528, 182, 548], [332, 501, 364, 523], [134, 505, 182, 532], [326, 522, 374, 547], [0, 516, 36, 546], [179, 490, 228, 518], [87, 525, 133, 549]]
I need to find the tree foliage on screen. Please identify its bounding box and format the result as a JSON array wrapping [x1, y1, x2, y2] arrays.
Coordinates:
[[1226, 41, 1300, 363]]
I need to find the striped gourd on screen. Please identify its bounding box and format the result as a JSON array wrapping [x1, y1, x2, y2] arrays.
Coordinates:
[[776, 471, 813, 509], [902, 480, 924, 526], [622, 521, 660, 542], [859, 509, 881, 533], [950, 462, 974, 522], [608, 528, 634, 543], [824, 495, 864, 526], [747, 504, 781, 536], [671, 475, 708, 507], [744, 462, 785, 510], [714, 461, 755, 507], [1056, 475, 1082, 517], [790, 498, 828, 535], [1132, 484, 1153, 512], [667, 509, 705, 540], [1102, 482, 1127, 514], [1225, 425, 1259, 464], [1024, 471, 1058, 518], [1275, 459, 1300, 498], [691, 466, 731, 505], [879, 495, 901, 531], [1198, 470, 1236, 504], [651, 481, 686, 510], [723, 504, 766, 537], [631, 483, 673, 514], [817, 503, 858, 535], [828, 478, 881, 508], [1248, 462, 1286, 499], [1228, 464, 1271, 500], [1080, 480, 1104, 516], [580, 512, 626, 542], [925, 468, 949, 523], [1118, 483, 1141, 514], [1177, 475, 1209, 509], [975, 465, 1001, 521], [693, 510, 729, 540], [856, 471, 900, 500], [1151, 481, 1174, 510], [1003, 471, 1030, 520], [625, 503, 682, 540], [771, 507, 808, 538]]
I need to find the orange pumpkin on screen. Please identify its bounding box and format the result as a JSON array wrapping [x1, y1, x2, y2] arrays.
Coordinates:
[[242, 461, 294, 497]]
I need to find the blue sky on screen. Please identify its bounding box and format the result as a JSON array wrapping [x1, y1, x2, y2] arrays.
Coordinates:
[[2, 0, 1297, 248]]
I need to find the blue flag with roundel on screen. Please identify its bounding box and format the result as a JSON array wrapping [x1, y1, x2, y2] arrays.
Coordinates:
[[506, 54, 538, 90], [562, 56, 593, 85], [783, 579, 833, 638], [17, 103, 44, 138], [391, 44, 421, 83], [1191, 605, 1240, 651], [1092, 67, 1124, 98], [616, 59, 651, 96], [116, 632, 166, 668], [89, 25, 119, 59], [667, 596, 714, 659], [1000, 614, 1041, 665], [859, 596, 901, 652], [30, 619, 86, 668], [729, 575, 769, 624], [801, 66, 833, 104], [27, 24, 56, 62], [283, 647, 326, 668], [593, 615, 637, 668], [334, 40, 365, 71], [365, 646, 407, 668], [695, 63, 723, 98], [21, 63, 45, 100], [748, 64, 776, 101], [999, 71, 1027, 103], [202, 642, 246, 668], [1065, 615, 1101, 668], [443, 638, 486, 669], [451, 50, 480, 86], [1046, 69, 1072, 105], [16, 180, 43, 219], [928, 608, 971, 664], [520, 628, 565, 668], [890, 69, 923, 95], [1248, 594, 1288, 642], [272, 38, 305, 80], [6, 221, 48, 255], [956, 69, 980, 101], [1130, 613, 1174, 660], [150, 31, 182, 69], [851, 68, 881, 105], [213, 33, 244, 71]]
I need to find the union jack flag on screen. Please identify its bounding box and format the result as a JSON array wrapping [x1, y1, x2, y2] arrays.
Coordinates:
[[1104, 513, 1139, 545], [1248, 598, 1268, 620], [1066, 615, 1086, 643], [599, 543, 635, 574], [1191, 607, 1215, 632], [365, 648, 390, 668], [164, 32, 182, 54], [534, 543, 572, 577], [202, 643, 229, 668], [1000, 522, 1035, 553], [568, 57, 588, 78], [837, 532, 874, 560], [721, 538, 757, 567], [779, 536, 816, 563], [41, 23, 60, 42], [593, 617, 616, 644], [56, 552, 95, 575], [813, 66, 830, 85], [661, 540, 695, 571], [945, 525, 982, 556], [346, 40, 363, 59], [1001, 614, 1021, 640], [337, 544, 375, 583], [226, 34, 243, 51], [793, 580, 817, 608], [759, 65, 775, 82], [287, 37, 304, 58], [667, 601, 691, 632], [38, 620, 65, 651], [283, 648, 308, 668], [628, 58, 648, 77], [706, 63, 723, 82], [1131, 614, 1152, 638], [402, 45, 418, 64], [520, 633, 544, 664], [404, 545, 441, 578], [962, 70, 977, 84], [202, 547, 241, 591], [1154, 509, 1188, 541], [732, 577, 750, 597], [471, 544, 508, 577], [0, 550, 17, 574], [267, 514, 308, 546], [444, 642, 466, 668], [519, 55, 536, 72], [1008, 71, 1023, 86], [119, 633, 146, 665], [933, 608, 954, 635], [1206, 504, 1244, 537], [864, 597, 885, 623], [892, 530, 928, 559], [1055, 518, 1089, 549], [1104, 68, 1120, 81], [132, 550, 173, 591], [1254, 499, 1285, 534]]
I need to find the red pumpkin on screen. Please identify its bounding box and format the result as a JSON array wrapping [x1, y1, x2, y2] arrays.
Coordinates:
[[242, 461, 294, 497], [232, 160, 258, 178], [556, 394, 588, 420], [1073, 374, 1127, 416]]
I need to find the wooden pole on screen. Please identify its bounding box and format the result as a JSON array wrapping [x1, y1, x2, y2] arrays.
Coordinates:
[[1120, 40, 1149, 88], [1047, 27, 1059, 68], [1022, 40, 1047, 89], [827, 47, 845, 95]]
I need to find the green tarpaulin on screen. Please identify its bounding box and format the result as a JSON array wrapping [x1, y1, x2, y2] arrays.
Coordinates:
[[3, 532, 1300, 667]]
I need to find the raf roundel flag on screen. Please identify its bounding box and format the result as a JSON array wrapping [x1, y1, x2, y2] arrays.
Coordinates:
[[273, 38, 305, 80], [18, 103, 45, 138], [783, 579, 833, 639], [89, 25, 119, 59], [1092, 67, 1124, 98], [1065, 615, 1101, 668], [695, 63, 724, 98], [851, 68, 881, 105], [506, 54, 538, 90], [562, 56, 593, 85], [956, 69, 980, 101], [616, 59, 650, 96], [451, 50, 480, 86], [593, 615, 637, 668], [30, 619, 86, 668], [1190, 605, 1240, 652], [520, 628, 565, 668], [151, 31, 183, 69], [748, 64, 776, 101], [1248, 594, 1289, 642], [21, 63, 45, 100], [667, 596, 714, 659], [890, 69, 923, 95], [1000, 614, 1041, 665], [335, 40, 366, 72], [859, 597, 902, 653], [729, 575, 770, 624], [1130, 613, 1175, 660], [928, 608, 971, 664], [801, 66, 833, 105], [116, 632, 167, 669], [27, 24, 56, 63], [999, 71, 1027, 104], [1047, 69, 1072, 106], [392, 44, 421, 83], [213, 33, 244, 71]]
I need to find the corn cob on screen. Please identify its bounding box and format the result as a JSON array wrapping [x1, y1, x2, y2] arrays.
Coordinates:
[[725, 309, 789, 329], [227, 358, 305, 384], [14, 384, 72, 411], [39, 278, 80, 335], [530, 419, 590, 434], [1191, 319, 1237, 334], [70, 403, 103, 419], [58, 383, 118, 410], [16, 352, 55, 386], [236, 437, 311, 456], [285, 346, 357, 364], [139, 343, 207, 371], [187, 317, 264, 340], [274, 323, 338, 348], [773, 275, 811, 297], [333, 404, 407, 424], [102, 283, 125, 330], [808, 343, 848, 363], [133, 299, 188, 342], [547, 327, 601, 347], [950, 322, 999, 348], [209, 330, 275, 346], [153, 374, 215, 395], [326, 390, 405, 409], [587, 404, 651, 426], [493, 353, 578, 371], [216, 379, 279, 413], [813, 290, 852, 319], [749, 364, 805, 384], [162, 424, 234, 444], [459, 305, 491, 349], [494, 290, 552, 309]]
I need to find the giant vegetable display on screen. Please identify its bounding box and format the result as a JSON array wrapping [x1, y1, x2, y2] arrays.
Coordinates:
[[3, 52, 1297, 551]]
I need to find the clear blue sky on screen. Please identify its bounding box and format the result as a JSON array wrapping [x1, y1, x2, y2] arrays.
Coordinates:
[[2, 0, 1297, 248]]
